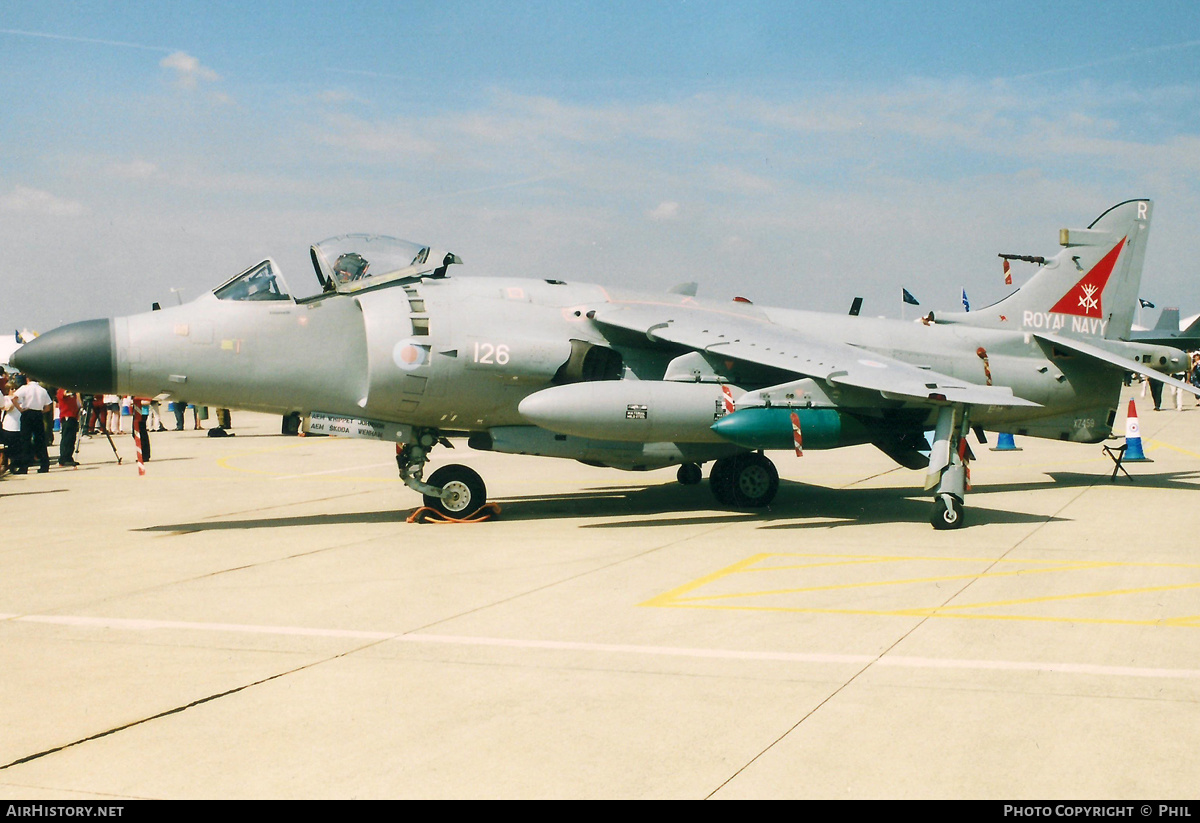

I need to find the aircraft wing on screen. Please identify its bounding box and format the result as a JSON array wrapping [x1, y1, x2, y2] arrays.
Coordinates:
[[1034, 332, 1200, 397], [592, 303, 1039, 408]]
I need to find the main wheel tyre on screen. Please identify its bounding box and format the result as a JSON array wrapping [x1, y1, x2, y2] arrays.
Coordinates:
[[728, 453, 779, 508], [423, 464, 487, 517], [709, 457, 737, 505], [930, 495, 964, 529]]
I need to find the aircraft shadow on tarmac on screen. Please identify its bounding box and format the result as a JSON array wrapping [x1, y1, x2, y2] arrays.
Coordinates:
[[494, 466, 1200, 529], [138, 509, 411, 534], [0, 488, 68, 499], [132, 468, 1200, 534], [495, 481, 1057, 529]]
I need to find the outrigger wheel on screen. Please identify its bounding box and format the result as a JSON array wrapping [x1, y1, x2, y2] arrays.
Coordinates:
[[423, 464, 488, 517], [930, 493, 965, 530], [676, 462, 703, 485]]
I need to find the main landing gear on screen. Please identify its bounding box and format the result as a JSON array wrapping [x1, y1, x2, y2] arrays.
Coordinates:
[[396, 428, 488, 518], [707, 452, 779, 508]]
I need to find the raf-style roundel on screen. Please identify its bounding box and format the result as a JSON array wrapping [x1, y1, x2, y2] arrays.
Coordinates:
[[393, 339, 428, 371]]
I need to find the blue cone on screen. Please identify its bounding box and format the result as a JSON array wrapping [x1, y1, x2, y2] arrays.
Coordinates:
[[991, 432, 1021, 452]]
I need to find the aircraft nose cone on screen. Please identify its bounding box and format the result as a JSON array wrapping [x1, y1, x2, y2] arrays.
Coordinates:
[[10, 319, 116, 394]]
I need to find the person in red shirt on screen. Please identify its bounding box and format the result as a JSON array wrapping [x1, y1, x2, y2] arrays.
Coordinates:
[[57, 388, 80, 467], [130, 396, 151, 462]]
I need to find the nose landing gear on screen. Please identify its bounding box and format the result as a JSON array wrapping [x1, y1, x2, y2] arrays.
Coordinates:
[[423, 464, 487, 516], [396, 428, 490, 518]]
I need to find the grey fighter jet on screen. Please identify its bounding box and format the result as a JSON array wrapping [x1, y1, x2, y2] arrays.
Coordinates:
[[1130, 307, 1200, 351], [13, 200, 1197, 529]]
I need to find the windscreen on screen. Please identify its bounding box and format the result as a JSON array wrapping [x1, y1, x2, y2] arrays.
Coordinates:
[[214, 260, 291, 302]]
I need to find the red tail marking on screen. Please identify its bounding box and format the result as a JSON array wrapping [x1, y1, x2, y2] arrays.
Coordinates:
[[1047, 238, 1127, 319]]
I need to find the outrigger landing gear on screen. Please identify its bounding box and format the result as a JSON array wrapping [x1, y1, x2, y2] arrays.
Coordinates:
[[676, 462, 703, 485], [396, 428, 489, 517], [709, 452, 779, 508], [925, 405, 970, 530], [931, 493, 964, 529]]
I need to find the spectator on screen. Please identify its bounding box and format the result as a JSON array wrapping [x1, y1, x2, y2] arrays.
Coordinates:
[[1190, 352, 1200, 406], [104, 394, 122, 434], [13, 375, 52, 473], [91, 394, 108, 434], [148, 398, 167, 432], [1, 386, 20, 475], [130, 396, 152, 462], [57, 388, 81, 467]]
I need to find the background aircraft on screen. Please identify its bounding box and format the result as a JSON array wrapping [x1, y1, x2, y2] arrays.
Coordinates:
[[1129, 307, 1200, 352], [12, 200, 1197, 529], [1, 329, 36, 371]]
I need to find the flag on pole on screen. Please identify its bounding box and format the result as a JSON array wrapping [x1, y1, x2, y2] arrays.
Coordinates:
[[902, 288, 920, 306], [1139, 298, 1155, 309], [962, 288, 970, 311], [1003, 259, 1012, 285]]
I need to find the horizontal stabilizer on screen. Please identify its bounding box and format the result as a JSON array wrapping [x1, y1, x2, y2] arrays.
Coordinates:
[[1034, 332, 1200, 396]]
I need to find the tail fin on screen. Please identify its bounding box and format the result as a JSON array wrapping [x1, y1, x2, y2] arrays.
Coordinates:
[[942, 200, 1152, 341], [1152, 307, 1180, 332], [1181, 313, 1200, 339]]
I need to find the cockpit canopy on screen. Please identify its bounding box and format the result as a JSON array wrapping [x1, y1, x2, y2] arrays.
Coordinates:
[[310, 234, 462, 295], [213, 260, 291, 302], [211, 235, 462, 303]]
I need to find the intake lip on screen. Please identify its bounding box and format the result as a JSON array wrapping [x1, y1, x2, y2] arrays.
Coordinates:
[[10, 318, 116, 394]]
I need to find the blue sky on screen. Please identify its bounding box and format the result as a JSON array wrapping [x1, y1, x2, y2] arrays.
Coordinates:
[[4, 1, 1200, 331]]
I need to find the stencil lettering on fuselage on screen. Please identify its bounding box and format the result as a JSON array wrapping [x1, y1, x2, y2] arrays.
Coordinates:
[[1021, 311, 1109, 336]]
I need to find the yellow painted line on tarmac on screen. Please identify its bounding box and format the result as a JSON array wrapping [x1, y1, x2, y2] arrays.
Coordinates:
[[663, 561, 1121, 605], [208, 438, 410, 483], [213, 438, 341, 476], [642, 552, 1200, 627], [896, 582, 1200, 614], [640, 553, 768, 608], [1145, 439, 1200, 460]]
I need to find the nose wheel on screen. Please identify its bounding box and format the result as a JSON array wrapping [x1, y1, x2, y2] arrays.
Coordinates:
[[397, 428, 490, 517], [422, 464, 488, 517]]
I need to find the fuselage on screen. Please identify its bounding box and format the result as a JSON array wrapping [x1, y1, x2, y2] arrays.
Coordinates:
[[103, 273, 1155, 445]]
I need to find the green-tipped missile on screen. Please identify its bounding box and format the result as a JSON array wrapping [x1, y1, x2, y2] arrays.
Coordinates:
[[711, 407, 873, 451]]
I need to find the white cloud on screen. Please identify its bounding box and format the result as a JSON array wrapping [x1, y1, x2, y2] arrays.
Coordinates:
[[317, 113, 441, 156], [106, 159, 160, 180], [647, 201, 681, 221], [0, 186, 85, 217], [160, 51, 221, 89]]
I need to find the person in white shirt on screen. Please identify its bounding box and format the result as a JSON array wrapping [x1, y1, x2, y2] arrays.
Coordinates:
[[1, 390, 21, 475], [13, 376, 53, 473]]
